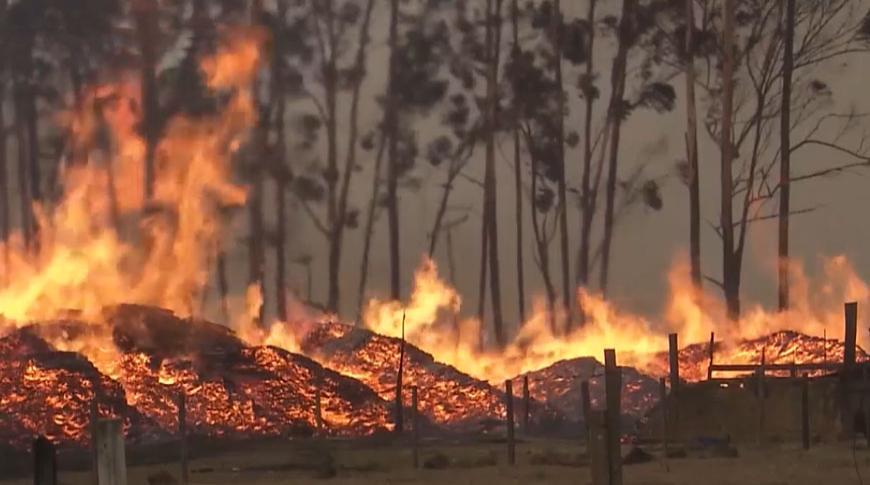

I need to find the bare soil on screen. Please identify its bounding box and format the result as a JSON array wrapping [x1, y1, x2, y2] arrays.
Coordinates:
[[3, 437, 870, 484]]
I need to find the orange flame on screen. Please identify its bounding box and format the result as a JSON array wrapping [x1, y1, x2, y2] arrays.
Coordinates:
[[0, 29, 264, 377]]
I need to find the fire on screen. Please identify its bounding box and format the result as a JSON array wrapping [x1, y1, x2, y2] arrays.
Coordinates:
[[0, 29, 264, 377], [357, 255, 869, 384]]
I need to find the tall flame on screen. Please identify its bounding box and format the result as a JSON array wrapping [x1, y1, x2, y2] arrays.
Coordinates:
[[0, 29, 264, 376]]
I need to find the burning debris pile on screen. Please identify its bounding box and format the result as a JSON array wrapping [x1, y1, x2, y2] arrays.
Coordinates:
[[300, 321, 561, 429], [0, 305, 393, 448], [645, 330, 869, 382], [511, 357, 661, 422]]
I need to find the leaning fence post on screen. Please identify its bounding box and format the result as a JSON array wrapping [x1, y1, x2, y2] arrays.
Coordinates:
[[801, 375, 810, 450], [522, 375, 530, 434], [411, 386, 419, 469], [603, 349, 623, 485], [668, 334, 680, 392], [179, 393, 188, 484], [33, 435, 57, 485], [505, 379, 516, 465], [95, 418, 127, 485]]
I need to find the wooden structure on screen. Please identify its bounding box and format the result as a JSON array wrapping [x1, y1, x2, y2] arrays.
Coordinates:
[[505, 379, 516, 465], [33, 436, 57, 485], [658, 301, 862, 444], [95, 419, 127, 485]]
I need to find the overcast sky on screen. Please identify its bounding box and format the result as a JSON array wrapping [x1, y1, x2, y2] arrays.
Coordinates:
[[213, 0, 870, 335]]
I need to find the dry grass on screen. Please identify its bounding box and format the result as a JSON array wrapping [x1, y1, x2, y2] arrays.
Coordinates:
[[4, 438, 870, 484]]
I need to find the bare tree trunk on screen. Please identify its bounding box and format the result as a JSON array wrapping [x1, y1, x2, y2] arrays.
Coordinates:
[[525, 128, 558, 334], [477, 207, 489, 325], [685, 0, 702, 292], [552, 0, 572, 331], [386, 0, 402, 301], [720, 0, 738, 320], [577, 0, 597, 296], [0, 62, 8, 281], [330, 0, 376, 315], [599, 0, 636, 295], [778, 0, 795, 312], [135, 0, 159, 201], [484, 0, 505, 347], [511, 0, 526, 324], [216, 251, 230, 324], [356, 134, 387, 321], [14, 86, 32, 249], [273, 2, 289, 322], [248, 0, 265, 324], [317, 1, 343, 312]]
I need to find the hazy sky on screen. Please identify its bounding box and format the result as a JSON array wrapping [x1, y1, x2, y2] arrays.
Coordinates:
[[215, 0, 870, 334]]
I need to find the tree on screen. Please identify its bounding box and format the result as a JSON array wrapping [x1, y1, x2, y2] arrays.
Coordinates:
[[551, 0, 572, 329], [777, 0, 795, 311], [511, 0, 526, 324], [386, 0, 402, 301], [682, 0, 870, 319], [684, 0, 702, 293]]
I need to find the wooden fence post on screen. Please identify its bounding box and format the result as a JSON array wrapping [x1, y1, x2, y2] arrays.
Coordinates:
[[588, 410, 610, 485], [758, 348, 766, 446], [315, 385, 323, 436], [95, 419, 127, 485], [841, 302, 858, 437], [505, 379, 516, 465], [801, 375, 810, 450], [33, 436, 57, 485], [668, 334, 680, 393], [603, 349, 623, 485], [659, 377, 668, 460], [522, 375, 530, 434], [707, 332, 715, 380], [411, 386, 419, 469], [179, 393, 188, 484]]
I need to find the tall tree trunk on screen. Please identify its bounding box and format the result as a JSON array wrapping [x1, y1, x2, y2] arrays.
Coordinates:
[[273, 2, 289, 322], [511, 0, 526, 324], [135, 0, 159, 201], [685, 0, 702, 292], [330, 0, 376, 314], [599, 0, 636, 295], [778, 0, 795, 312], [321, 1, 342, 312], [14, 83, 32, 249], [248, 0, 265, 324], [720, 0, 738, 320], [476, 207, 489, 326], [0, 60, 8, 281], [386, 0, 402, 301], [577, 0, 597, 296], [217, 251, 230, 324], [527, 130, 557, 334], [552, 0, 572, 331], [484, 0, 505, 348], [356, 134, 387, 322]]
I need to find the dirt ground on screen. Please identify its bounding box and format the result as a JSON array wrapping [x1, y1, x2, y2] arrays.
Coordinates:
[[4, 437, 870, 485]]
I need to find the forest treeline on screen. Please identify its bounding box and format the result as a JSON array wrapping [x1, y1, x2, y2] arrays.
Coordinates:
[[0, 0, 869, 345]]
